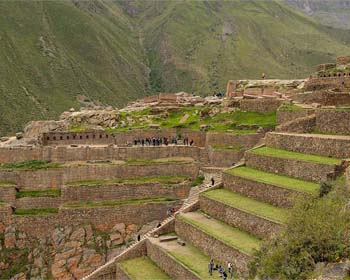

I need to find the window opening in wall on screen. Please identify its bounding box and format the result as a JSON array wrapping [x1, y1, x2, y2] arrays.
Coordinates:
[[53, 136, 56, 140], [67, 136, 70, 140], [80, 136, 83, 139]]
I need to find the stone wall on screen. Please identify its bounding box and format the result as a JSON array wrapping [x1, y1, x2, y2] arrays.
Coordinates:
[[222, 172, 296, 208], [208, 148, 244, 167], [239, 98, 283, 113], [205, 132, 262, 148], [275, 114, 316, 133], [200, 195, 283, 239], [61, 182, 191, 202], [6, 200, 181, 238], [0, 186, 16, 204], [114, 265, 130, 280], [146, 239, 200, 280], [276, 108, 315, 125], [175, 217, 252, 274], [15, 197, 64, 209], [43, 131, 114, 146], [0, 145, 202, 164], [0, 162, 198, 189], [315, 109, 350, 135], [304, 76, 350, 91], [245, 151, 338, 182], [266, 132, 350, 158], [292, 91, 350, 106]]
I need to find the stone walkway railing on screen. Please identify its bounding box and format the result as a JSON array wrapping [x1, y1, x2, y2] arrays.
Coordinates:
[[81, 172, 222, 280]]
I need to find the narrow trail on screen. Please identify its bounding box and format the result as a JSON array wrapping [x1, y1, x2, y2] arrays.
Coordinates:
[[81, 170, 222, 280]]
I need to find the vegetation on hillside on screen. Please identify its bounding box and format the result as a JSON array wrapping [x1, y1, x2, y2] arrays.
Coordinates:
[[0, 160, 61, 170], [250, 176, 350, 279], [1, 0, 350, 135]]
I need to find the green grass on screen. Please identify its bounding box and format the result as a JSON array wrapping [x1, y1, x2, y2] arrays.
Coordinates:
[[191, 175, 205, 187], [226, 166, 319, 194], [179, 212, 261, 255], [119, 257, 171, 280], [211, 145, 243, 151], [0, 181, 16, 186], [66, 175, 188, 186], [14, 208, 59, 216], [250, 146, 342, 165], [202, 189, 288, 223], [166, 241, 213, 279], [16, 189, 61, 199], [62, 197, 176, 208], [0, 160, 61, 170]]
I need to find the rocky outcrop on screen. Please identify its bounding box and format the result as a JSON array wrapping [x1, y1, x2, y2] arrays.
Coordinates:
[[0, 221, 154, 279]]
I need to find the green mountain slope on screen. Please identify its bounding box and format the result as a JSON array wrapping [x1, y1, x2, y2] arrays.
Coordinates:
[[0, 0, 148, 135], [1, 0, 350, 135]]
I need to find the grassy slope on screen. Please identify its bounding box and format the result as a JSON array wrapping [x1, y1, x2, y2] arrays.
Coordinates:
[[179, 212, 261, 255], [250, 146, 342, 165], [119, 257, 171, 280], [128, 0, 350, 94], [226, 166, 319, 194], [203, 189, 288, 223], [0, 1, 148, 135]]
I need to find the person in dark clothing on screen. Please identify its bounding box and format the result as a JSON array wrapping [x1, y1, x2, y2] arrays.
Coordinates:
[[190, 139, 194, 146], [208, 259, 214, 276], [137, 234, 141, 242], [141, 139, 145, 146], [211, 177, 215, 186]]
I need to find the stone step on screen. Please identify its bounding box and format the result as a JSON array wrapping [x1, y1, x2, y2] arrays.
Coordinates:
[[266, 132, 350, 158], [223, 166, 319, 207], [117, 256, 171, 280], [200, 189, 286, 239], [147, 237, 209, 279], [246, 146, 342, 182], [175, 211, 261, 274]]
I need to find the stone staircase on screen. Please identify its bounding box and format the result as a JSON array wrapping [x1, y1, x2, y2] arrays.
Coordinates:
[[81, 171, 222, 280]]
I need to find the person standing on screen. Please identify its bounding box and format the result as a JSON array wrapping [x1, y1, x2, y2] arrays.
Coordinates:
[[228, 261, 233, 279], [211, 177, 215, 186], [208, 259, 214, 276]]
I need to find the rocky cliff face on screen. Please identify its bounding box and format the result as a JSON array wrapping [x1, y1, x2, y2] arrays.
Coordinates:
[[0, 221, 155, 279]]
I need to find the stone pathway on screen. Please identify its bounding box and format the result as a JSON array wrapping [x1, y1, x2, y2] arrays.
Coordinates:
[[82, 170, 222, 280]]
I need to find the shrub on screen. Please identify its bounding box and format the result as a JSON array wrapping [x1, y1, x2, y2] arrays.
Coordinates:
[[250, 177, 350, 280]]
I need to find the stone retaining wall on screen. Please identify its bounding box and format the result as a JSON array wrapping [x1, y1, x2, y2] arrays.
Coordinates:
[[175, 217, 252, 274], [222, 172, 299, 208], [0, 146, 202, 164], [292, 91, 350, 106], [62, 182, 191, 202], [200, 195, 283, 239], [208, 149, 244, 167], [0, 162, 198, 189], [146, 239, 199, 280], [276, 108, 315, 125], [0, 186, 16, 204], [205, 133, 262, 148], [5, 201, 180, 238], [316, 110, 350, 135], [304, 76, 350, 91], [245, 152, 337, 182], [15, 197, 64, 209], [275, 114, 316, 133], [266, 132, 350, 158], [115, 265, 130, 280], [240, 98, 283, 113]]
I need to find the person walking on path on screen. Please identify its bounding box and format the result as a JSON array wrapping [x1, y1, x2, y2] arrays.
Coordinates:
[[228, 261, 233, 279], [208, 259, 214, 276], [211, 177, 215, 186]]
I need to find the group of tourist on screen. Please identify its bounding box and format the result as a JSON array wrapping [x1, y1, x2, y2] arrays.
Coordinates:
[[131, 136, 194, 146], [209, 260, 234, 279]]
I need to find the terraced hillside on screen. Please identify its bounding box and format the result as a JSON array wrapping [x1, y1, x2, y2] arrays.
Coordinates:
[[2, 0, 350, 135]]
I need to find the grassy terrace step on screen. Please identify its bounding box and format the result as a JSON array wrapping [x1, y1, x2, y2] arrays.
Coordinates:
[[0, 160, 61, 170], [62, 197, 176, 208], [14, 208, 58, 216], [118, 257, 171, 280], [66, 175, 188, 186], [0, 181, 16, 186], [179, 212, 261, 255], [226, 166, 319, 194], [249, 146, 341, 165], [211, 145, 244, 151], [150, 237, 213, 279], [16, 189, 61, 199], [202, 189, 288, 223]]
